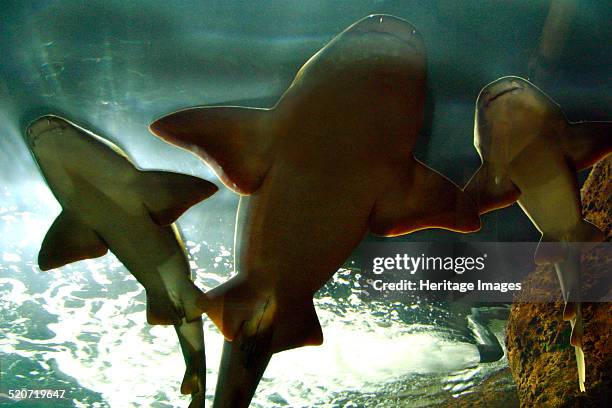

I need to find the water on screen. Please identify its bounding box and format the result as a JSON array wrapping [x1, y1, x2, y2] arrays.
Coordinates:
[[0, 206, 508, 406], [1, 1, 610, 407]]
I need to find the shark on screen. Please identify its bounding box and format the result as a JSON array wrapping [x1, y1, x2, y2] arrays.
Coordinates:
[[150, 14, 481, 407], [464, 76, 611, 392], [27, 114, 218, 407]]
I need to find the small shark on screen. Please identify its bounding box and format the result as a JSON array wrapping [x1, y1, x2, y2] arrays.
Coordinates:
[[464, 76, 611, 392], [27, 115, 218, 407], [150, 14, 480, 407]]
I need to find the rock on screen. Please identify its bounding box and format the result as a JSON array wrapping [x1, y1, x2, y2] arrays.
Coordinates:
[[438, 368, 519, 407], [506, 157, 612, 407]]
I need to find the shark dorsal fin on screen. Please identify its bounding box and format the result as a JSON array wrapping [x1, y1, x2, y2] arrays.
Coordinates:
[[139, 171, 218, 226], [38, 211, 108, 270], [562, 121, 612, 170], [149, 107, 273, 194]]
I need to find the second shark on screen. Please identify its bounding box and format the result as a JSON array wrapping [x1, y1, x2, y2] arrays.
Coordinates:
[[27, 115, 217, 408]]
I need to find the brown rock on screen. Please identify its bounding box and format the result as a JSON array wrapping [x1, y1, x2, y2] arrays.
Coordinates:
[[506, 157, 612, 407], [438, 368, 519, 408]]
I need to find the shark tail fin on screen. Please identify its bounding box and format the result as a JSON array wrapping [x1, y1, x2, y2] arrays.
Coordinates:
[[38, 211, 108, 270], [139, 171, 218, 226], [174, 317, 206, 397], [570, 308, 586, 393], [200, 277, 323, 354], [464, 162, 521, 214], [149, 106, 273, 194], [575, 345, 586, 392], [563, 121, 612, 171]]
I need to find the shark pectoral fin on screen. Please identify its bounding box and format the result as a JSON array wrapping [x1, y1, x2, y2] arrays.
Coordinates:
[[464, 162, 521, 214], [370, 159, 481, 236], [149, 106, 273, 194], [140, 171, 218, 226], [563, 121, 612, 171], [38, 212, 108, 270]]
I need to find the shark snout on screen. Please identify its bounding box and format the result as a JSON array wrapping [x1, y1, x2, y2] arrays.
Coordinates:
[[351, 14, 421, 46], [479, 77, 526, 108], [26, 115, 69, 148]]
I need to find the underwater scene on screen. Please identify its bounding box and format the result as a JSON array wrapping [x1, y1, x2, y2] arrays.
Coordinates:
[[1, 1, 610, 407]]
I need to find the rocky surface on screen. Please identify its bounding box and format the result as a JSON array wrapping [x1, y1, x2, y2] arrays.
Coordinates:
[[506, 157, 611, 407], [439, 368, 519, 407]]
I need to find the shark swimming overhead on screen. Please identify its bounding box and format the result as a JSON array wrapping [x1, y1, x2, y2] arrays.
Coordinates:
[[464, 76, 611, 392], [27, 114, 218, 407], [150, 14, 480, 407]]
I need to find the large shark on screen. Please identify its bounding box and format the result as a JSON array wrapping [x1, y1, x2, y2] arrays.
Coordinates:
[[27, 115, 218, 407], [150, 14, 480, 406], [464, 76, 611, 392]]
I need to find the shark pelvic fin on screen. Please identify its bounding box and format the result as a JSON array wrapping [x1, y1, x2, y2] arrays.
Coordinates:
[[269, 298, 324, 353], [464, 162, 521, 214], [370, 159, 481, 236], [149, 107, 273, 194], [38, 211, 108, 270], [201, 278, 323, 354], [146, 289, 180, 325], [572, 219, 606, 243], [563, 121, 612, 171], [534, 235, 568, 265], [140, 171, 218, 226], [145, 275, 205, 326], [535, 220, 604, 265]]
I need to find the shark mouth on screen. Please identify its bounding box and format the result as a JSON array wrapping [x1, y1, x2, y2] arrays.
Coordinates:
[[483, 86, 522, 107]]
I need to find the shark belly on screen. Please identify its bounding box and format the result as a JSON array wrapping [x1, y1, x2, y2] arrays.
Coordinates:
[[238, 162, 378, 296], [70, 180, 199, 325], [509, 142, 583, 238]]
